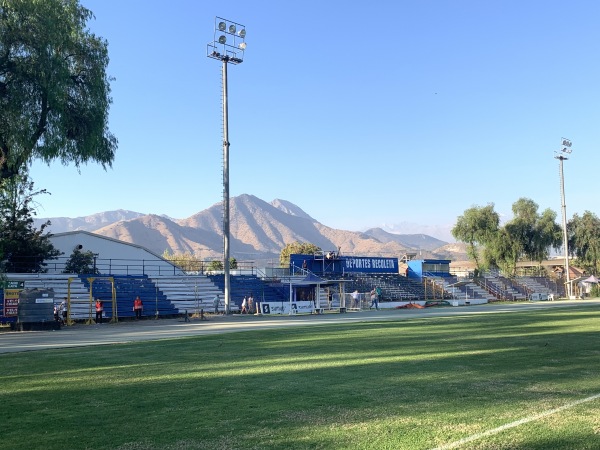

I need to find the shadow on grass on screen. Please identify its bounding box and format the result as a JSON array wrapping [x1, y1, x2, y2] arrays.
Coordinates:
[[0, 308, 599, 449]]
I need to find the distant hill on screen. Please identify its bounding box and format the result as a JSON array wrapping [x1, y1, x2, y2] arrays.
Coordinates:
[[35, 209, 145, 232], [36, 194, 466, 263], [363, 228, 447, 251]]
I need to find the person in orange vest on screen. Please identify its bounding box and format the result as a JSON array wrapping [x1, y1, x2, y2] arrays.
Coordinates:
[[95, 298, 103, 324], [133, 295, 143, 320]]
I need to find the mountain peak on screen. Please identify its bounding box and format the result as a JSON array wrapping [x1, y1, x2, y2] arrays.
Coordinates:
[[35, 194, 465, 264], [270, 199, 315, 221]]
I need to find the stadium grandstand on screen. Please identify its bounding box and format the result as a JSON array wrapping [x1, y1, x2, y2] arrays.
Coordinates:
[[1, 232, 579, 326]]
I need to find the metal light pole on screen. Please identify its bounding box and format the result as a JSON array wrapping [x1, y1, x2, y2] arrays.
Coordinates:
[[555, 138, 572, 298], [208, 17, 246, 314]]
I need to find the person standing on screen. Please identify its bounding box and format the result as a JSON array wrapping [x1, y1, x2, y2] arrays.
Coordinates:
[[133, 295, 143, 320], [241, 296, 248, 314], [95, 298, 103, 324], [351, 290, 359, 309], [60, 298, 68, 324], [248, 293, 254, 314], [213, 294, 220, 314], [370, 289, 379, 310]]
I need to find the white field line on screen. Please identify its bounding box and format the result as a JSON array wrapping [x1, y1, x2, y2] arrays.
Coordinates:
[[432, 392, 600, 450]]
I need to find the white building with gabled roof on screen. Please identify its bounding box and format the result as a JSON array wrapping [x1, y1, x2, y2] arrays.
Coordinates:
[[46, 231, 183, 276]]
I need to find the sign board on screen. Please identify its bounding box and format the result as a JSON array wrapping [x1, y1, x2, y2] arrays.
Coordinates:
[[3, 281, 25, 317], [342, 257, 398, 274], [260, 301, 314, 315]]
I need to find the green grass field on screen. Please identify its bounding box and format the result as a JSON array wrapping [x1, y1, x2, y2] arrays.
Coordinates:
[[1, 306, 599, 449]]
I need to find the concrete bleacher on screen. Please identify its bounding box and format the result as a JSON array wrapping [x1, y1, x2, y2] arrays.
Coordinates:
[[515, 276, 555, 299], [150, 275, 222, 314], [531, 276, 563, 297], [441, 276, 495, 302], [352, 273, 425, 301], [480, 275, 527, 300], [5, 273, 91, 321]]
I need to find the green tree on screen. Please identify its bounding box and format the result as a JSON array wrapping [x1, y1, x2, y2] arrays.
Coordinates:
[[486, 198, 561, 276], [162, 250, 202, 273], [0, 174, 61, 272], [279, 242, 322, 267], [63, 246, 97, 274], [505, 198, 562, 265], [508, 198, 561, 263], [568, 211, 600, 274], [486, 227, 521, 276], [0, 0, 117, 181], [206, 258, 238, 271], [451, 204, 499, 275], [533, 208, 563, 262]]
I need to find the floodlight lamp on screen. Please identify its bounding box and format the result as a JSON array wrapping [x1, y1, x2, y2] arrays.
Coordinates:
[[218, 21, 226, 31], [229, 24, 236, 34], [218, 35, 226, 44], [239, 42, 247, 50], [238, 29, 246, 38]]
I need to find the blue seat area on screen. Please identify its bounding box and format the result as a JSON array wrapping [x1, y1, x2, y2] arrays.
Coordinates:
[[79, 275, 178, 318], [207, 275, 287, 308]]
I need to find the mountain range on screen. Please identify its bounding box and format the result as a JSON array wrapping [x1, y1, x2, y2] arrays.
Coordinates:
[[35, 194, 466, 264]]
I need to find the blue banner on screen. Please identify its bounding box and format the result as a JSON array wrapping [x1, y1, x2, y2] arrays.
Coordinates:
[[342, 257, 398, 273], [290, 254, 398, 274]]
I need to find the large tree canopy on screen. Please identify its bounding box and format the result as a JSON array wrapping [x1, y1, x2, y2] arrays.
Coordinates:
[[0, 174, 61, 273], [0, 0, 117, 180], [451, 204, 499, 274], [279, 242, 322, 267], [568, 211, 600, 274], [453, 198, 563, 277], [504, 198, 562, 265]]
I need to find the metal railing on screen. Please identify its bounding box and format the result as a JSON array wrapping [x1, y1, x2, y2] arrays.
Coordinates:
[[4, 256, 260, 277]]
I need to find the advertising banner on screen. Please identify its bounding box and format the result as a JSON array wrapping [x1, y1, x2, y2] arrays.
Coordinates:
[[260, 301, 314, 315], [3, 281, 24, 317]]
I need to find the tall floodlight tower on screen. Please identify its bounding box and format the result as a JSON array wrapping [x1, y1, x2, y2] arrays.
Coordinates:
[[555, 138, 572, 298], [207, 17, 246, 314]]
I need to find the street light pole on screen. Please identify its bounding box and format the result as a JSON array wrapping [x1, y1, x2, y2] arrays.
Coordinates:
[[555, 138, 572, 298], [208, 17, 246, 315]]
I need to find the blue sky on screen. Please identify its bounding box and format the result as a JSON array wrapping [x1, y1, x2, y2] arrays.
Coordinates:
[[29, 0, 600, 242]]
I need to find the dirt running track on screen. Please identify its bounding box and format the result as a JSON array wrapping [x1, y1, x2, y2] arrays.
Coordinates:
[[1, 300, 598, 354]]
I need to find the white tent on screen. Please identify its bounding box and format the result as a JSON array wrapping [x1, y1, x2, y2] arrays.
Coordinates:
[[579, 275, 599, 297]]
